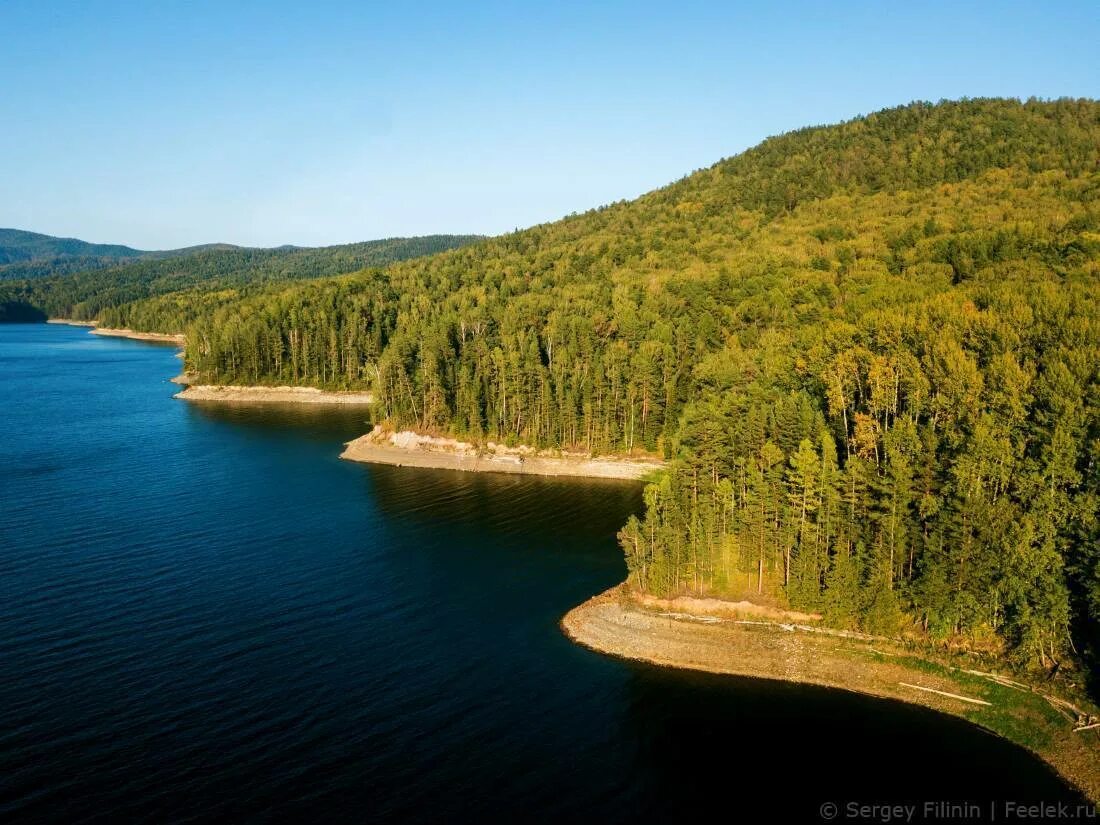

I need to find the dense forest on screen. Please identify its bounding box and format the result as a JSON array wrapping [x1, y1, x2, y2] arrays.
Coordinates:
[[0, 235, 481, 324], [6, 99, 1099, 676]]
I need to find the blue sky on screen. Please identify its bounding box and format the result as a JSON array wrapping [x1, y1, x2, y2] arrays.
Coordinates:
[[2, 1, 1097, 249]]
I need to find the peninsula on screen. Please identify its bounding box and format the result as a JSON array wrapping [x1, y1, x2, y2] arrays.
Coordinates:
[[48, 321, 375, 405]]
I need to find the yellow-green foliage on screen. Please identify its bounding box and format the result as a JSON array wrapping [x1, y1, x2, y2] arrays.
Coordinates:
[[179, 99, 1100, 670], [12, 98, 1100, 671]]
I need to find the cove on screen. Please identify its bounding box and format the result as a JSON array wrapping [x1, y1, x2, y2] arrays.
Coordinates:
[[0, 323, 1085, 823]]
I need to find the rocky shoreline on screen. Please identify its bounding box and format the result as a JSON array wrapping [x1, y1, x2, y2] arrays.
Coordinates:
[[340, 426, 664, 480], [175, 384, 375, 405]]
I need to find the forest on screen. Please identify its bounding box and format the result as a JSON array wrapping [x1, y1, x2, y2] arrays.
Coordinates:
[[4, 98, 1098, 676]]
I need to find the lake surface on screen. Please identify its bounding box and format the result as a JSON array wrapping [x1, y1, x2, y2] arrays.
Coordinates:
[[0, 323, 1084, 823]]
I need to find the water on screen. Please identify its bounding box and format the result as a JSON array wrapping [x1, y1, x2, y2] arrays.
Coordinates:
[[0, 323, 1084, 823]]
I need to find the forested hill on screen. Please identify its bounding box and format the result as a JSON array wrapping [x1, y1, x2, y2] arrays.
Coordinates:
[[0, 227, 147, 266], [0, 228, 242, 281], [0, 235, 482, 324], [154, 98, 1099, 679]]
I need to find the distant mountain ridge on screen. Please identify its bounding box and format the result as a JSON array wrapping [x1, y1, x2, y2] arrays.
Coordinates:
[[0, 227, 148, 264], [0, 233, 485, 323], [0, 229, 482, 282], [0, 228, 250, 280]]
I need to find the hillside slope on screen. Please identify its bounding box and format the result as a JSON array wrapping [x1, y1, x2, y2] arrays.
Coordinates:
[[156, 98, 1100, 681], [4, 100, 1098, 680]]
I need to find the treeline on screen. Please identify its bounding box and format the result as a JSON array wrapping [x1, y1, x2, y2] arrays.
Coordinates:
[[671, 97, 1100, 218], [0, 235, 481, 325]]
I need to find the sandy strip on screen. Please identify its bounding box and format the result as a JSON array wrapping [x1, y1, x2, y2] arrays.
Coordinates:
[[48, 318, 184, 344], [340, 427, 664, 480], [175, 384, 375, 405], [562, 586, 1100, 803], [90, 327, 185, 344]]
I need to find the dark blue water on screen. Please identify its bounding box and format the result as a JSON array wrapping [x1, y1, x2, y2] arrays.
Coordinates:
[[0, 323, 1084, 823]]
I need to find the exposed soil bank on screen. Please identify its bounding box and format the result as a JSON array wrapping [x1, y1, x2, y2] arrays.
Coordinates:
[[176, 385, 375, 405], [562, 586, 1100, 803], [340, 425, 664, 480]]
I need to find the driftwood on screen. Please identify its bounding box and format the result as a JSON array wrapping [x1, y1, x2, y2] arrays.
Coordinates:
[[1044, 694, 1079, 723], [899, 682, 991, 706], [1046, 694, 1090, 720], [655, 609, 1099, 730], [957, 667, 1097, 730], [962, 668, 1029, 691]]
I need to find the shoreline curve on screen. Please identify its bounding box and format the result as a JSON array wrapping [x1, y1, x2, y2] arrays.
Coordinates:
[[48, 319, 184, 345], [562, 585, 1100, 803]]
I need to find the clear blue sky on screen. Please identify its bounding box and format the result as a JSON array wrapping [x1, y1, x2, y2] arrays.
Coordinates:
[[2, 0, 1097, 249]]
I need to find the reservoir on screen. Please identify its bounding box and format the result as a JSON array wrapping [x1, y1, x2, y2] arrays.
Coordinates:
[[0, 323, 1083, 822]]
